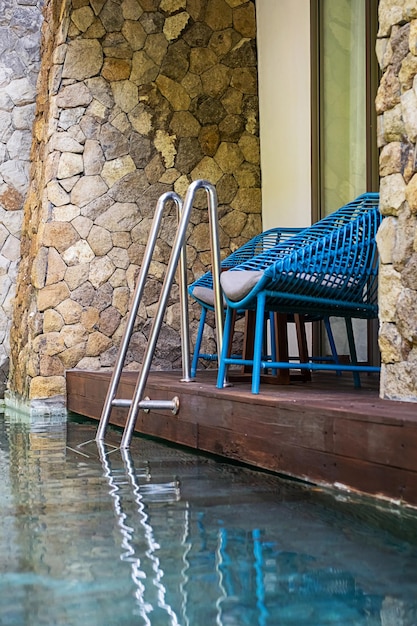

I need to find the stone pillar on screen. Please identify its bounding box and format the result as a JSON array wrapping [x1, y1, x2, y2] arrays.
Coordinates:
[[8, 0, 261, 406], [376, 0, 417, 402], [0, 0, 43, 396]]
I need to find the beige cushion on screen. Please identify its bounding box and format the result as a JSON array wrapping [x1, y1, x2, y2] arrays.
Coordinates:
[[193, 285, 226, 307], [220, 270, 264, 301], [296, 272, 356, 289]]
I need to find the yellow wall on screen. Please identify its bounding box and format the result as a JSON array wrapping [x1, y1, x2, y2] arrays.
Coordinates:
[[256, 0, 312, 229]]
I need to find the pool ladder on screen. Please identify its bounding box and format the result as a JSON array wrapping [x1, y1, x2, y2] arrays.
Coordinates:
[[96, 179, 224, 449]]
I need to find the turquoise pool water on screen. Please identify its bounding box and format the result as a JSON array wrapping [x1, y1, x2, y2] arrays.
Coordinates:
[[1, 410, 417, 626]]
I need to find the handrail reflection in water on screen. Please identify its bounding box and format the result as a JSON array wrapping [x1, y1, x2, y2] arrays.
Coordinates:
[[95, 441, 285, 626], [97, 442, 152, 623], [97, 442, 182, 625], [179, 501, 191, 626], [215, 528, 227, 626], [122, 447, 181, 625]]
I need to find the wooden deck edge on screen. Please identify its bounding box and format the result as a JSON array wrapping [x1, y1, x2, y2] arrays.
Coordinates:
[[66, 369, 417, 507]]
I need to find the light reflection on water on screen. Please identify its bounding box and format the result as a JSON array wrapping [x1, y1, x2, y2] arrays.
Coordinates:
[[1, 410, 417, 626]]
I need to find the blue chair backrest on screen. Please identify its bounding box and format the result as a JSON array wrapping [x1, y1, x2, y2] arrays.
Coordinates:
[[230, 192, 381, 311], [188, 226, 304, 294]]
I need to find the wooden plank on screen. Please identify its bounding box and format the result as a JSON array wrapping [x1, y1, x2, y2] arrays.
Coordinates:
[[67, 371, 105, 416], [333, 417, 417, 472], [136, 412, 198, 449], [66, 369, 417, 430], [195, 424, 417, 504]]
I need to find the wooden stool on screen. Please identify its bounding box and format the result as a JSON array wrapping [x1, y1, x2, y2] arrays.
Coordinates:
[[228, 311, 311, 384]]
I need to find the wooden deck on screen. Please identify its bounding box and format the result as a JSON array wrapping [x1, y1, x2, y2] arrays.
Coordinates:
[[66, 368, 417, 508]]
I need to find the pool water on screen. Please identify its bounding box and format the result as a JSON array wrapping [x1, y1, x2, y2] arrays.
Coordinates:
[[1, 410, 417, 626]]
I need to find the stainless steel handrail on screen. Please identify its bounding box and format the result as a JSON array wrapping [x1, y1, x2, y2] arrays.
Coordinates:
[[96, 191, 183, 442], [178, 197, 193, 383], [96, 180, 223, 448], [121, 180, 223, 448]]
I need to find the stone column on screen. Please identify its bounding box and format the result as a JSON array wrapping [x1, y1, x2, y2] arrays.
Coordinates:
[[376, 0, 417, 402], [0, 0, 43, 396], [7, 0, 261, 408]]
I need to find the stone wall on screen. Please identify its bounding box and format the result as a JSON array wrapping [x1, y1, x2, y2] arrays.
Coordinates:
[[0, 0, 43, 396], [376, 0, 417, 402], [8, 0, 261, 403]]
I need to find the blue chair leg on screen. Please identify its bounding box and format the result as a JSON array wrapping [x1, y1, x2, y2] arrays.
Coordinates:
[[345, 317, 361, 388], [252, 293, 267, 394], [216, 306, 234, 388], [191, 306, 208, 378]]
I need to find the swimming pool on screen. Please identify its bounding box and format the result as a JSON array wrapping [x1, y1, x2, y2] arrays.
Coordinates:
[[1, 409, 417, 625]]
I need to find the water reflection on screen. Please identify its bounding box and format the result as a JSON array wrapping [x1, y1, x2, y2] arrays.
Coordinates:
[[1, 412, 68, 625], [1, 412, 417, 625], [97, 442, 182, 625]]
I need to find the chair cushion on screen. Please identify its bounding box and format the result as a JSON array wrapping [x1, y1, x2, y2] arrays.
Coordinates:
[[220, 270, 264, 301], [293, 271, 358, 291], [192, 285, 225, 307]]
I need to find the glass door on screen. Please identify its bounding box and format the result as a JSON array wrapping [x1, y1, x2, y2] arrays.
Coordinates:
[[311, 0, 379, 363]]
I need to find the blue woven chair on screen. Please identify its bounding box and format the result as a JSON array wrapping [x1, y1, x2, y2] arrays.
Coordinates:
[[188, 227, 304, 377], [189, 227, 339, 381], [216, 193, 382, 393]]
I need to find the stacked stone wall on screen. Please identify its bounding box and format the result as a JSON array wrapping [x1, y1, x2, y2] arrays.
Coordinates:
[[0, 0, 43, 396], [8, 0, 260, 402], [376, 0, 417, 402]]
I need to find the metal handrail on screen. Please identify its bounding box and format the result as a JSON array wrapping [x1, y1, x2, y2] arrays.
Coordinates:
[[96, 180, 223, 449], [96, 191, 182, 442], [178, 196, 192, 383], [120, 180, 223, 448]]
